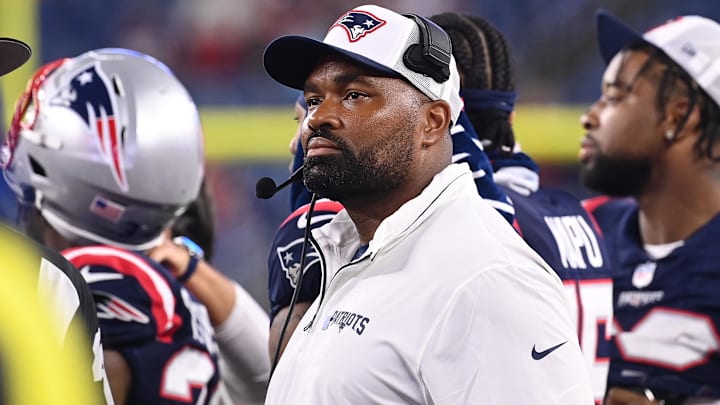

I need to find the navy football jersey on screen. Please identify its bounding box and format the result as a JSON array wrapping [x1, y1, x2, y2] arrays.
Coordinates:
[[452, 111, 514, 223], [268, 200, 344, 320], [63, 245, 225, 405], [506, 187, 613, 403], [586, 197, 720, 399]]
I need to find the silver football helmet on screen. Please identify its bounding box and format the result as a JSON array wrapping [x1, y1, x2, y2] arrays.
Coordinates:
[[3, 48, 204, 250]]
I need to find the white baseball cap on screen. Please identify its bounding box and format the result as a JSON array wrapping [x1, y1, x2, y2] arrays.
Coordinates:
[[263, 4, 463, 123], [596, 10, 720, 107]]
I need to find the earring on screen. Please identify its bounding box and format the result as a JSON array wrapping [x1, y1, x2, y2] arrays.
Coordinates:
[[665, 130, 675, 142]]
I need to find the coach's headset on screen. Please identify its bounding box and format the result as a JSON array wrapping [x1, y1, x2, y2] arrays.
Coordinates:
[[257, 13, 453, 201], [260, 14, 454, 380], [402, 13, 452, 83]]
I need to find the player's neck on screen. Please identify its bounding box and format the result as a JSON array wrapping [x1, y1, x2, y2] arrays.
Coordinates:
[[637, 170, 720, 244]]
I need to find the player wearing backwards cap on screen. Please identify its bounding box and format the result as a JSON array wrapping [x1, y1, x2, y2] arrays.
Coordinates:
[[581, 10, 720, 405], [429, 12, 614, 403], [262, 4, 592, 403], [2, 48, 226, 404], [0, 37, 113, 404]]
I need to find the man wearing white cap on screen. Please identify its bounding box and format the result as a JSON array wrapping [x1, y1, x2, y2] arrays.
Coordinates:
[[262, 4, 593, 404], [581, 10, 720, 405]]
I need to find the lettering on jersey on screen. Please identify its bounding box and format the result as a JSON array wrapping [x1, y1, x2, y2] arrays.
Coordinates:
[[94, 291, 149, 323], [632, 261, 656, 288], [332, 10, 386, 42], [544, 215, 603, 269], [276, 238, 321, 288], [322, 310, 370, 335], [180, 289, 218, 355], [617, 291, 664, 308]]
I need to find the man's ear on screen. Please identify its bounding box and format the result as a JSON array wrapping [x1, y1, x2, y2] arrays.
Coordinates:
[[663, 94, 701, 142], [420, 101, 452, 147]]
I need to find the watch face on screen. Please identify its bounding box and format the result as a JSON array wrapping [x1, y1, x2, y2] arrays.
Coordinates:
[[172, 236, 205, 260]]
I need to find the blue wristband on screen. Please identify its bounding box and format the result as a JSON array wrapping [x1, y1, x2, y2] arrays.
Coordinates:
[[177, 255, 199, 283]]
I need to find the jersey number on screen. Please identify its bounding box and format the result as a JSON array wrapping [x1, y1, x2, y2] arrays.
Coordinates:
[[615, 307, 720, 370], [161, 346, 222, 404], [564, 279, 612, 404]]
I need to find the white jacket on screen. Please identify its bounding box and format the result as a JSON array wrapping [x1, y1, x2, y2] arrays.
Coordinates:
[[266, 164, 593, 405]]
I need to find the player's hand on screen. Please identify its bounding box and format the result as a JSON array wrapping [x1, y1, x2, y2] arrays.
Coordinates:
[[605, 387, 664, 405], [148, 238, 191, 278]]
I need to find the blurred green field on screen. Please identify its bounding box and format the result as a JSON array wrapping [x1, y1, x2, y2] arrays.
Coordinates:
[[201, 104, 587, 163]]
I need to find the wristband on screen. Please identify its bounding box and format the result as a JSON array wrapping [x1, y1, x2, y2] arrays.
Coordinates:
[[177, 255, 199, 283]]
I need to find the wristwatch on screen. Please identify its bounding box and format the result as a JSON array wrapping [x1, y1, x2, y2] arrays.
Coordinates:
[[172, 236, 204, 283], [172, 236, 205, 260]]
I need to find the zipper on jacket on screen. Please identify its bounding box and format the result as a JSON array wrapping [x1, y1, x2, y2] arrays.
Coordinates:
[[302, 243, 371, 331]]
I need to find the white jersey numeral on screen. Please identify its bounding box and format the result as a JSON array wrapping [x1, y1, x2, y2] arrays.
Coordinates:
[[615, 308, 720, 370], [564, 279, 613, 404], [161, 347, 218, 404]]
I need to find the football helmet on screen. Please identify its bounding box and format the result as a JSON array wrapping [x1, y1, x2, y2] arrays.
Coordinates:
[[3, 48, 204, 250]]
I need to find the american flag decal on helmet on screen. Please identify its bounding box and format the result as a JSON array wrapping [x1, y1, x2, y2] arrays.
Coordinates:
[[332, 10, 386, 42], [89, 196, 126, 223], [62, 64, 128, 191]]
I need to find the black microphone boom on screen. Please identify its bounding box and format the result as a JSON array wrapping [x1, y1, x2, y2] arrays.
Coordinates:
[[255, 165, 304, 199]]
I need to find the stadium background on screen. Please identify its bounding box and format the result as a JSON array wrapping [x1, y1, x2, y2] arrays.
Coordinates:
[[0, 0, 717, 309]]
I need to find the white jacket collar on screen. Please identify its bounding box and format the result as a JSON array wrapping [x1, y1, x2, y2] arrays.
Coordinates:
[[314, 163, 474, 259]]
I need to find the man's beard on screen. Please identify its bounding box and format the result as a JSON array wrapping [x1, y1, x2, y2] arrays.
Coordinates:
[[303, 129, 414, 201], [580, 153, 652, 197]]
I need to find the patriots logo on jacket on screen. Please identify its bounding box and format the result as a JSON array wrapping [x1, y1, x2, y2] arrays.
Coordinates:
[[51, 64, 128, 191], [276, 237, 321, 287], [333, 10, 386, 42]]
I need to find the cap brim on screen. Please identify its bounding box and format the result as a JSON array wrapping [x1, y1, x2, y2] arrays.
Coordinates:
[[263, 35, 400, 90], [596, 10, 646, 64], [0, 38, 31, 76]]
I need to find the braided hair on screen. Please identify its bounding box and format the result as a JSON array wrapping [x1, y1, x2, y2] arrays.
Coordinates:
[[430, 12, 517, 154], [629, 43, 720, 162]]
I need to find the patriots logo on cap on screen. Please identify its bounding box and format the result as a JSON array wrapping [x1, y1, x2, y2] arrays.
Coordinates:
[[51, 64, 128, 191], [332, 10, 386, 42]]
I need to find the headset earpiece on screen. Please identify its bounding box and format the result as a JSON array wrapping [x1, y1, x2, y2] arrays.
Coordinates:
[[402, 14, 452, 83]]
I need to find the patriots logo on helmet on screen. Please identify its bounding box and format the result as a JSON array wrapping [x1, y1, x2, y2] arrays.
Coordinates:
[[333, 10, 386, 42], [276, 237, 321, 287], [51, 64, 128, 191]]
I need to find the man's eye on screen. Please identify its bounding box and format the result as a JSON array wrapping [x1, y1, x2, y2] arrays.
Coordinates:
[[346, 91, 365, 100], [602, 93, 624, 104], [306, 98, 321, 106]]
